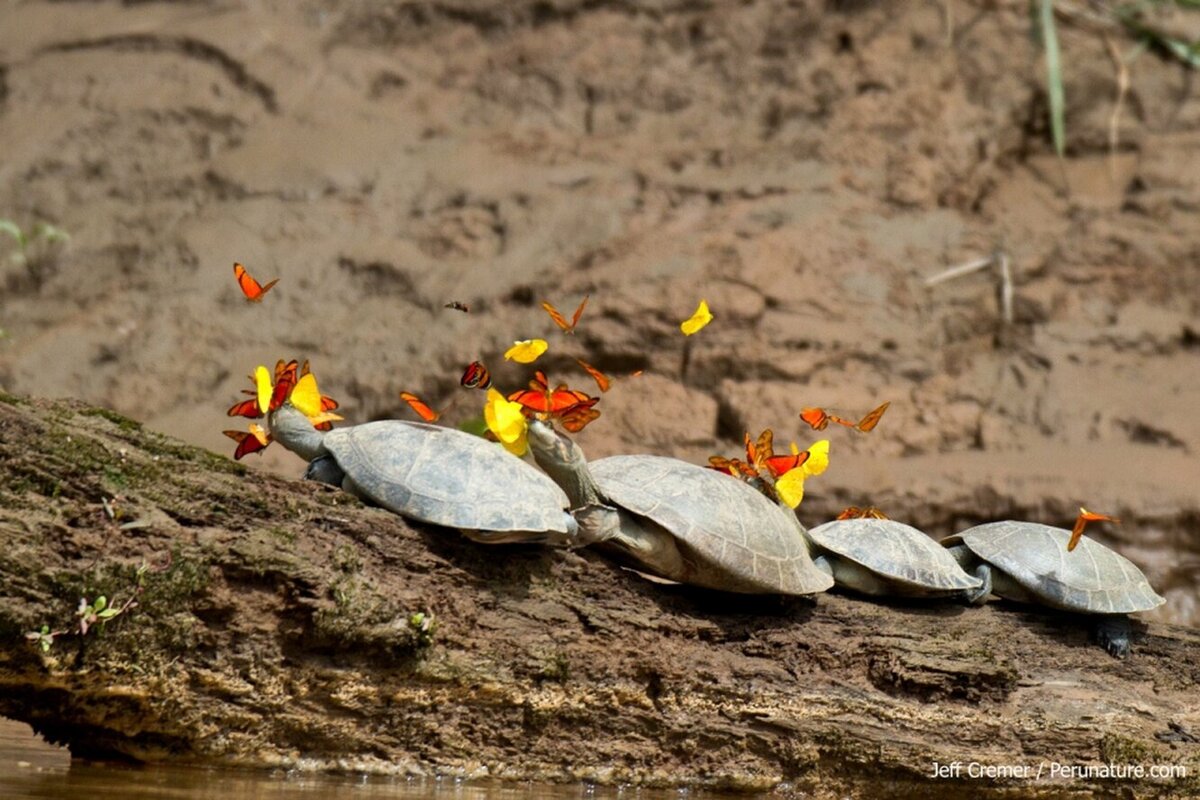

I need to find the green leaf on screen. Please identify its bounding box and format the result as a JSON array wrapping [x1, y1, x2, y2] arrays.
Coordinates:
[[97, 607, 121, 619], [0, 219, 25, 248], [30, 223, 70, 244], [92, 596, 107, 613], [1039, 0, 1066, 158]]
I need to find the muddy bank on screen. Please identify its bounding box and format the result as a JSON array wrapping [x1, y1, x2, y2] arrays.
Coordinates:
[[0, 394, 1197, 798]]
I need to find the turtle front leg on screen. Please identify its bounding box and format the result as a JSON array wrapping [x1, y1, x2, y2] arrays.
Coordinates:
[[305, 454, 345, 486], [1094, 614, 1133, 658]]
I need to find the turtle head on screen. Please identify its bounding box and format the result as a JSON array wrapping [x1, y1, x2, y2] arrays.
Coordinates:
[[268, 402, 328, 462], [527, 419, 601, 509]]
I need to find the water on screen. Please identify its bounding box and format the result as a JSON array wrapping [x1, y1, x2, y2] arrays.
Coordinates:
[[0, 718, 723, 800]]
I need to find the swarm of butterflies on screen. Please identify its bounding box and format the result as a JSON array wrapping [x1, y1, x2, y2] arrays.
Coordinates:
[[223, 262, 1119, 532]]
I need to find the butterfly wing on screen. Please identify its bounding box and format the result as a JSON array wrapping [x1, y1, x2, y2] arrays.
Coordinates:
[[575, 359, 612, 393], [224, 427, 271, 459], [542, 301, 569, 331], [855, 401, 890, 432], [799, 407, 831, 431], [399, 391, 439, 422], [1068, 507, 1119, 552], [226, 397, 262, 419], [461, 361, 492, 390], [680, 299, 713, 335], [234, 262, 278, 302], [559, 402, 600, 432], [764, 451, 807, 479]]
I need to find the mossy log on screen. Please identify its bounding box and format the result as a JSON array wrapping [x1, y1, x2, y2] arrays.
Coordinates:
[[0, 394, 1197, 799]]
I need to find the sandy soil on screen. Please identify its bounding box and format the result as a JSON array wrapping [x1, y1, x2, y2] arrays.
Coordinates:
[[0, 1, 1197, 625]]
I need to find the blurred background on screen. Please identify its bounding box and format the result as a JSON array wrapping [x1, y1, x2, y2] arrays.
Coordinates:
[[0, 0, 1197, 625]]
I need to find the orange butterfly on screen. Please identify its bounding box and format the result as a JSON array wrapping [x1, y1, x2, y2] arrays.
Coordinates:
[[226, 393, 261, 419], [543, 295, 589, 334], [269, 359, 300, 413], [233, 262, 279, 302], [444, 301, 470, 313], [1068, 507, 1119, 552], [836, 506, 889, 520], [799, 402, 890, 433], [558, 397, 602, 432], [707, 454, 779, 503], [575, 358, 645, 394], [224, 424, 271, 460], [400, 391, 441, 423], [507, 371, 595, 415], [461, 361, 492, 390], [743, 428, 809, 479]]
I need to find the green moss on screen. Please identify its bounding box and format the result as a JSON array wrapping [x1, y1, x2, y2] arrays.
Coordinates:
[[0, 390, 28, 406], [139, 432, 244, 475], [1100, 733, 1154, 765], [80, 407, 142, 432]]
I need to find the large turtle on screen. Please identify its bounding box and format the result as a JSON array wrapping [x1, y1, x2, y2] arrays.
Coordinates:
[[943, 521, 1165, 657], [806, 518, 981, 598], [269, 403, 578, 545], [526, 419, 833, 595]]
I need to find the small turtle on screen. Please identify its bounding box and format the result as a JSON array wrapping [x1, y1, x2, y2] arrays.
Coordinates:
[[269, 403, 577, 545], [527, 419, 833, 595], [943, 521, 1165, 657], [806, 518, 981, 598]]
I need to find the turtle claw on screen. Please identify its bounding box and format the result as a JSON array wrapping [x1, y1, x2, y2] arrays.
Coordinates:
[[1095, 615, 1132, 659]]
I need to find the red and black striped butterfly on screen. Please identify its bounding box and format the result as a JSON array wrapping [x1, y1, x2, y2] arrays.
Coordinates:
[[461, 361, 492, 390]]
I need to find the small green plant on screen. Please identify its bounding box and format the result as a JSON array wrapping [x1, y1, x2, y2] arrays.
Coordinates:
[[25, 563, 148, 652], [408, 611, 437, 648], [0, 218, 70, 288], [1032, 1, 1200, 166]]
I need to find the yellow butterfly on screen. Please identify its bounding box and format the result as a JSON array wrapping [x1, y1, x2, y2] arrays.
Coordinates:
[[484, 388, 529, 456], [680, 300, 713, 336], [504, 338, 549, 364], [774, 440, 830, 509]]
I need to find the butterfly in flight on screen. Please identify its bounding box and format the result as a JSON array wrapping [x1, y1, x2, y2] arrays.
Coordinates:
[[224, 423, 271, 460], [680, 299, 713, 336], [399, 391, 442, 423], [233, 262, 279, 303], [799, 402, 890, 433], [1068, 507, 1119, 552], [504, 339, 548, 364], [445, 301, 470, 313], [543, 295, 589, 334], [461, 361, 492, 390], [575, 359, 645, 394]]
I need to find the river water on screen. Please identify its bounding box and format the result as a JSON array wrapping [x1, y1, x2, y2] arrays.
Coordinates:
[[0, 718, 732, 800]]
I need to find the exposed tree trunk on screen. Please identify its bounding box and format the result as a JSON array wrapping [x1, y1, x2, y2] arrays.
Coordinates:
[[0, 394, 1197, 798]]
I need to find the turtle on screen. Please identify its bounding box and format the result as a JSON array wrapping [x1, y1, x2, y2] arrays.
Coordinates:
[[805, 518, 982, 598], [526, 419, 834, 595], [268, 402, 578, 545], [942, 520, 1165, 657]]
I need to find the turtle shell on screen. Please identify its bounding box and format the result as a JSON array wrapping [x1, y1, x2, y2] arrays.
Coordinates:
[[590, 455, 833, 595], [943, 521, 1164, 614], [808, 518, 980, 592], [322, 420, 570, 533]]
